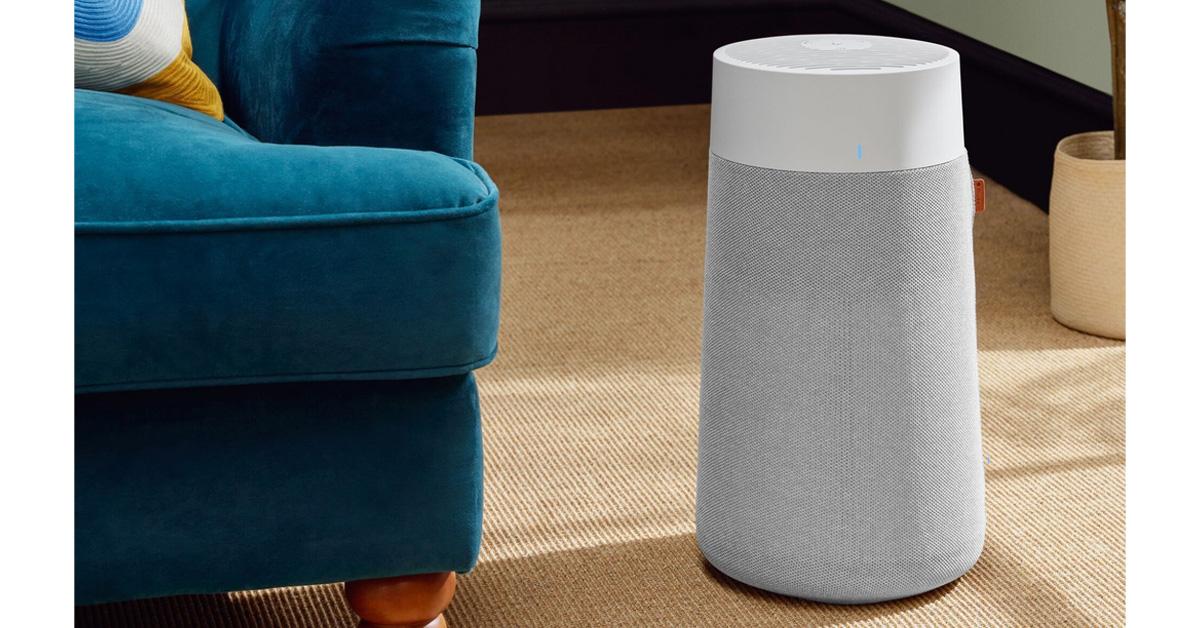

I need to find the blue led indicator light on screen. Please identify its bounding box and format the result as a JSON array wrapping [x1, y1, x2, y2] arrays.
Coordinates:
[[856, 144, 863, 160]]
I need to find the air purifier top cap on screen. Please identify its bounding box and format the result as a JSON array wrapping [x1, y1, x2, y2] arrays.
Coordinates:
[[710, 35, 965, 173], [716, 34, 954, 75]]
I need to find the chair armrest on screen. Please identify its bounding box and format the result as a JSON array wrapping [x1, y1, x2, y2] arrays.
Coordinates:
[[74, 89, 501, 392], [219, 0, 481, 159]]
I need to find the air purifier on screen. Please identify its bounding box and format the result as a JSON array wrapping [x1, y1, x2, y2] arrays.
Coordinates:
[[695, 34, 985, 604]]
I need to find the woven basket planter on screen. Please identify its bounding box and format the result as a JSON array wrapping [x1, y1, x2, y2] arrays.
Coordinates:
[[1049, 131, 1125, 339]]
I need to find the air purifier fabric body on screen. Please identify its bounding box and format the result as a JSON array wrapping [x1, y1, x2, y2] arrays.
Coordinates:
[[696, 35, 985, 604]]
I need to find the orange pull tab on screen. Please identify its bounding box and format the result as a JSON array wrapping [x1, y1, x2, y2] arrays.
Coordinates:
[[973, 178, 986, 214]]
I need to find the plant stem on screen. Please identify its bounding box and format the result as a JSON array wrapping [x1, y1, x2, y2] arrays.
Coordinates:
[[1108, 0, 1125, 160]]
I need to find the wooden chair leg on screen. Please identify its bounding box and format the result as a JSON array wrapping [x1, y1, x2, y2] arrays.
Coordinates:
[[344, 572, 456, 627]]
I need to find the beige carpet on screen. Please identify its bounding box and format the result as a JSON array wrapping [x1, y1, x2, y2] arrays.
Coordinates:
[[78, 105, 1126, 627]]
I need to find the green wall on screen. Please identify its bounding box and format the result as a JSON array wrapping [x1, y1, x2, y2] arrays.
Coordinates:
[[883, 0, 1112, 94]]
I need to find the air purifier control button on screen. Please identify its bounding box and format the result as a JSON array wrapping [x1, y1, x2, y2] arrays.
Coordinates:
[[800, 37, 872, 51]]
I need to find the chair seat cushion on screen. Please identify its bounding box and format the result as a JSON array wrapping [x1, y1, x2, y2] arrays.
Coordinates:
[[75, 90, 501, 392]]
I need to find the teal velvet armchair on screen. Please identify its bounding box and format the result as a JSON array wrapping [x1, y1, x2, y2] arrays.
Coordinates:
[[74, 1, 500, 624]]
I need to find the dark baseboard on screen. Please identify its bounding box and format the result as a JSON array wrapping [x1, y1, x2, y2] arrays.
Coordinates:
[[476, 0, 1114, 209]]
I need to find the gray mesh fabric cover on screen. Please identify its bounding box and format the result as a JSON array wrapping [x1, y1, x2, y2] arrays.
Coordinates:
[[696, 154, 985, 604]]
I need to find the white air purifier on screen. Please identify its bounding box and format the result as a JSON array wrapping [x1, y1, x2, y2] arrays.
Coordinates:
[[695, 34, 985, 604]]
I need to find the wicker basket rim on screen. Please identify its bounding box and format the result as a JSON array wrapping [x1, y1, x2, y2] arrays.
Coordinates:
[[1055, 131, 1125, 167]]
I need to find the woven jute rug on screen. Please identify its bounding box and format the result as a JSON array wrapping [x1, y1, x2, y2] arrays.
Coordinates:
[[78, 105, 1125, 627]]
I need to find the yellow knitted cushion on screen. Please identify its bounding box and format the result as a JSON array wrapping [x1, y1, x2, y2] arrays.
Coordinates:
[[74, 0, 224, 120]]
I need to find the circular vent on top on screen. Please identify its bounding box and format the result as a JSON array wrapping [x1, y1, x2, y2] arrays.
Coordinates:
[[721, 35, 951, 72]]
